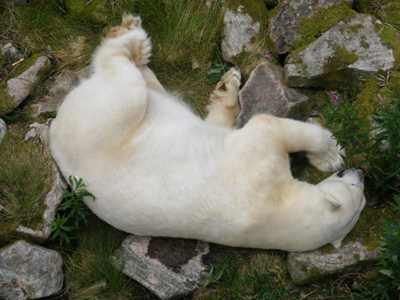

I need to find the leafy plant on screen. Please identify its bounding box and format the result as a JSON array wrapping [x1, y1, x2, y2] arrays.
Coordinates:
[[324, 95, 400, 194], [50, 176, 95, 247], [354, 194, 400, 299], [207, 63, 230, 84]]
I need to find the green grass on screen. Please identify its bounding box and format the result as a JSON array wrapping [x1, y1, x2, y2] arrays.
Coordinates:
[[0, 131, 53, 246]]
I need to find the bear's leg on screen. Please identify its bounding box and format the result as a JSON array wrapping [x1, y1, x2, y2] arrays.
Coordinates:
[[241, 115, 345, 172], [205, 67, 241, 127], [140, 66, 167, 94]]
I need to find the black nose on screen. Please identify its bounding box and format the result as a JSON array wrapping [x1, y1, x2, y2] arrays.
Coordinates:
[[337, 170, 345, 178]]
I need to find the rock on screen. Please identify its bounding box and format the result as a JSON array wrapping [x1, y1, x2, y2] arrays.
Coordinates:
[[1, 43, 24, 60], [15, 122, 67, 244], [221, 1, 269, 73], [27, 66, 92, 117], [287, 206, 391, 285], [234, 61, 308, 128], [0, 55, 51, 114], [268, 0, 353, 55], [288, 240, 379, 285], [0, 118, 6, 145], [0, 240, 64, 300], [5, 0, 27, 6], [112, 235, 209, 300], [284, 15, 395, 90]]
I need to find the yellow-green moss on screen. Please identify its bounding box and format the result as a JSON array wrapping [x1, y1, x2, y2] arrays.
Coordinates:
[[288, 1, 355, 60], [353, 253, 361, 261], [379, 25, 400, 66], [349, 23, 364, 33], [0, 82, 16, 114], [64, 0, 110, 24], [298, 266, 324, 285]]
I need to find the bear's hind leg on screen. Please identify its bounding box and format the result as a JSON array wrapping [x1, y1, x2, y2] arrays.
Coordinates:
[[205, 67, 241, 127]]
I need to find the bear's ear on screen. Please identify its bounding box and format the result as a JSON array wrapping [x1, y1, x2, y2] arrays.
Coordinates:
[[326, 194, 341, 209]]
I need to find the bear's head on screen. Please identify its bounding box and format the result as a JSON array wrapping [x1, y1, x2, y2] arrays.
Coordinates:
[[317, 168, 366, 248]]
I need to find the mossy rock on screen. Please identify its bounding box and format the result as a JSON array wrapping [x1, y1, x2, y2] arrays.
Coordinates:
[[63, 0, 111, 25], [0, 55, 51, 115], [222, 0, 270, 74]]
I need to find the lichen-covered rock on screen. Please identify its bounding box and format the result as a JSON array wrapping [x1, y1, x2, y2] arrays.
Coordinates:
[[268, 0, 353, 55], [27, 66, 92, 117], [287, 206, 394, 285], [0, 240, 64, 300], [234, 61, 308, 128], [1, 43, 23, 60], [284, 14, 395, 90], [13, 122, 67, 244], [0, 55, 51, 114], [112, 235, 209, 300], [221, 0, 269, 73], [0, 118, 6, 145], [288, 241, 379, 285]]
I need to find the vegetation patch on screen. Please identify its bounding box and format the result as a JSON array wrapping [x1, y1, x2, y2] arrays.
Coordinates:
[[0, 131, 53, 246]]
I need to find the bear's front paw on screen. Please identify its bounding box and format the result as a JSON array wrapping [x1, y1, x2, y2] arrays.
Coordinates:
[[307, 130, 345, 172], [214, 67, 241, 108]]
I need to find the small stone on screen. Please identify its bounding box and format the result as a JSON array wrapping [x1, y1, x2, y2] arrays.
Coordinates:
[[1, 43, 23, 60], [0, 240, 64, 300], [0, 118, 6, 145]]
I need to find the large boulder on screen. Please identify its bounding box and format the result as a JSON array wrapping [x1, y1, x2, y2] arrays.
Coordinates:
[[112, 235, 209, 300], [0, 240, 64, 300], [284, 15, 395, 90], [268, 0, 353, 55], [234, 61, 308, 128], [0, 55, 51, 114], [221, 0, 269, 73]]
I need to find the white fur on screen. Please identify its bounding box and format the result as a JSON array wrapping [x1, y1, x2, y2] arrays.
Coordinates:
[[50, 15, 366, 252]]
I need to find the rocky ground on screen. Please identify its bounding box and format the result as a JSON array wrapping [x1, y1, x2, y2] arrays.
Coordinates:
[[0, 0, 399, 299]]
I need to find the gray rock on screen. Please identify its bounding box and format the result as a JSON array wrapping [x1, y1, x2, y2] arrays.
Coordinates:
[[1, 43, 24, 60], [16, 122, 67, 244], [0, 55, 51, 114], [27, 66, 92, 117], [112, 235, 209, 300], [284, 15, 395, 90], [0, 118, 6, 145], [5, 0, 27, 6], [268, 0, 352, 55], [221, 8, 260, 63], [234, 61, 308, 128], [287, 240, 379, 285], [0, 240, 64, 300]]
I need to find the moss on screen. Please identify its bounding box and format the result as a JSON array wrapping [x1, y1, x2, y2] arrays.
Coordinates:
[[349, 23, 364, 33], [360, 36, 369, 49], [353, 253, 361, 261], [343, 206, 397, 251], [288, 2, 355, 60], [354, 0, 400, 32], [298, 266, 324, 285], [307, 45, 359, 90], [379, 25, 400, 66], [228, 0, 269, 23], [64, 0, 110, 25], [0, 82, 16, 114]]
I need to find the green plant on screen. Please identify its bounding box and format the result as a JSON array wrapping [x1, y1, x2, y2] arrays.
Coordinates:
[[324, 95, 400, 194], [354, 194, 400, 299], [207, 63, 231, 84], [50, 176, 95, 247]]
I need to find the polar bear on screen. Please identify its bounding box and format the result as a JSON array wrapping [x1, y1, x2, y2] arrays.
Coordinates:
[[50, 14, 366, 252]]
